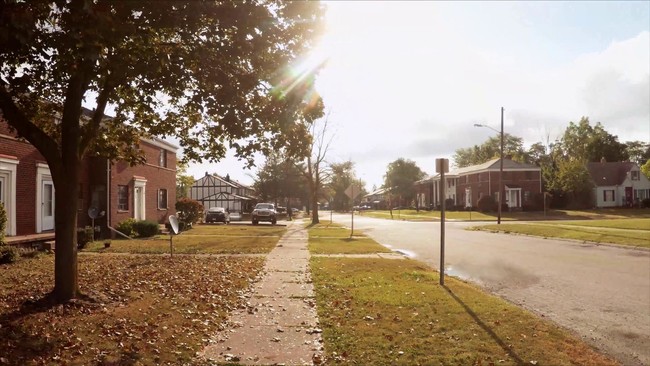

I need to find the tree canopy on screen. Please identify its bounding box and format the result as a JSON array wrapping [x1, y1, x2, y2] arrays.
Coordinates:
[[329, 160, 366, 210], [453, 133, 529, 168], [552, 117, 628, 163], [0, 0, 325, 302], [383, 158, 426, 206]]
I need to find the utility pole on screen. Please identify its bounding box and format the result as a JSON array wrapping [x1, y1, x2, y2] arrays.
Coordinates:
[[498, 107, 504, 225]]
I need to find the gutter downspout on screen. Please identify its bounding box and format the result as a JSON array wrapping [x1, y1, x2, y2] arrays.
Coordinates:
[[106, 159, 131, 240]]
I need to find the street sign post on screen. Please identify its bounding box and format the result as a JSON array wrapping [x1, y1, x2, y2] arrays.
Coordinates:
[[344, 182, 363, 238], [436, 158, 449, 286]]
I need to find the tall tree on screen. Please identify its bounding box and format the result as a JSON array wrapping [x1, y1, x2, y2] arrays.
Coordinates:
[[176, 162, 195, 200], [0, 1, 324, 302], [328, 160, 366, 210], [641, 159, 650, 180], [383, 158, 426, 207], [254, 151, 307, 206], [301, 113, 332, 224], [553, 117, 628, 163], [453, 133, 529, 168], [625, 141, 650, 165]]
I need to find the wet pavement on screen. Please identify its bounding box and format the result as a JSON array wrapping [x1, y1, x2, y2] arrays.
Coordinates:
[[200, 220, 324, 365]]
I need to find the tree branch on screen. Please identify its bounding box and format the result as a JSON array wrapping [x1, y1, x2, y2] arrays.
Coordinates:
[[79, 75, 113, 157], [0, 81, 60, 164]]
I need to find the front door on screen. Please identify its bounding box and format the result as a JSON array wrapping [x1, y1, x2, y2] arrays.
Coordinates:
[[625, 187, 633, 207], [134, 186, 144, 220], [42, 180, 55, 231]]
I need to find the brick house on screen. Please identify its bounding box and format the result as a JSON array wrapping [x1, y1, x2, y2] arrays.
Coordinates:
[[415, 158, 542, 210], [587, 160, 650, 208], [0, 118, 177, 238]]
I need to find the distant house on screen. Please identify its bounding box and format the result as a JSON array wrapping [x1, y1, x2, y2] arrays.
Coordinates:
[[189, 173, 256, 213], [361, 187, 390, 209], [415, 158, 542, 210], [0, 117, 177, 238], [587, 160, 650, 208]]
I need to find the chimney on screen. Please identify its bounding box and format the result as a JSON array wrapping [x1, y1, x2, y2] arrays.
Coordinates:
[[225, 174, 230, 182], [205, 171, 209, 176], [600, 157, 606, 163]]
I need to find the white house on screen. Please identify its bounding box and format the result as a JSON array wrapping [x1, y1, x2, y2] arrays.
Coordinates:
[[189, 173, 256, 213], [587, 161, 650, 208]]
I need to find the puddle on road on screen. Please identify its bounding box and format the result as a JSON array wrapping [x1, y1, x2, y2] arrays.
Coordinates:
[[392, 248, 417, 258]]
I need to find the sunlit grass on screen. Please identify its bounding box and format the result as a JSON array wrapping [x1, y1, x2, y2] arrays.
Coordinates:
[[471, 220, 650, 248], [84, 224, 286, 254], [307, 223, 391, 254], [311, 257, 618, 365], [361, 208, 650, 222]]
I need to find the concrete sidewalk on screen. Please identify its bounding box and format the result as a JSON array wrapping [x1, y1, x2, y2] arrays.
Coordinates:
[[201, 220, 323, 365]]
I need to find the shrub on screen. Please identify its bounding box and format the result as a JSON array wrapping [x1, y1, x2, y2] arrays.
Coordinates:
[[444, 198, 455, 209], [175, 198, 204, 225], [116, 218, 137, 237], [0, 201, 6, 245], [0, 246, 18, 264], [642, 198, 650, 209], [477, 195, 498, 212], [133, 220, 160, 237], [77, 226, 95, 249]]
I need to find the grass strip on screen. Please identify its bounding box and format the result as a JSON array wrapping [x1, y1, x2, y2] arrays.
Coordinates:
[[0, 254, 264, 365], [310, 257, 617, 365], [471, 222, 650, 248], [84, 224, 286, 254], [361, 208, 650, 221], [307, 223, 391, 254]]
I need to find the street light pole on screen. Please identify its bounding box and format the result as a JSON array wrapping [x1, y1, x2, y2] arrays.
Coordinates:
[[473, 106, 505, 225], [498, 107, 504, 225]]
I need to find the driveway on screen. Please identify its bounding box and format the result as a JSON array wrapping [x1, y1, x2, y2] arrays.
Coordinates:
[[325, 213, 650, 366]]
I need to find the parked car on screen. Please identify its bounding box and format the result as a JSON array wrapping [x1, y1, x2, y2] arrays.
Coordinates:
[[229, 212, 242, 221], [291, 208, 300, 214], [252, 203, 277, 225], [205, 207, 230, 224]]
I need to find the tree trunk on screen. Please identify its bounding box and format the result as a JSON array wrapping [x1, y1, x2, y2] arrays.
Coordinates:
[[52, 160, 80, 302], [311, 190, 319, 224]]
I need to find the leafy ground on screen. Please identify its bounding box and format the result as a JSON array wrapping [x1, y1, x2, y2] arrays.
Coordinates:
[[471, 219, 650, 248], [307, 223, 392, 255], [360, 208, 650, 221], [0, 253, 264, 365], [84, 224, 286, 254], [310, 257, 618, 366]]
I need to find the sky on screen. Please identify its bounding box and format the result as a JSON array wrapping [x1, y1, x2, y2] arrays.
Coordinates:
[[185, 1, 650, 191]]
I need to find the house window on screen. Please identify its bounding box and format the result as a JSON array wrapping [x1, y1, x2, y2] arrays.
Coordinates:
[[603, 190, 615, 202], [118, 185, 129, 211], [631, 170, 640, 180], [158, 189, 168, 209], [159, 149, 167, 168]]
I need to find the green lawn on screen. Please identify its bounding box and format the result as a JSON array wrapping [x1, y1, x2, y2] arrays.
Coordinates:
[[360, 208, 650, 222], [311, 257, 617, 365], [83, 224, 286, 254], [471, 219, 650, 248], [307, 223, 392, 255]]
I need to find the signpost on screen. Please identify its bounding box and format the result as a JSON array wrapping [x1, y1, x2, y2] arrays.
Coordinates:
[[344, 182, 363, 238], [168, 215, 180, 257], [436, 158, 449, 286]]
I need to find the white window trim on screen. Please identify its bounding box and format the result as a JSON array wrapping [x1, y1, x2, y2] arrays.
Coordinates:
[[35, 163, 53, 234], [0, 157, 19, 236], [133, 177, 147, 220]]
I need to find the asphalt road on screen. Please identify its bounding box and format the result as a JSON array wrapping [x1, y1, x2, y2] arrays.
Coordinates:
[[325, 212, 650, 366]]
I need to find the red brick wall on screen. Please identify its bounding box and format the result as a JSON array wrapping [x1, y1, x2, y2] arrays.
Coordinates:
[[456, 170, 541, 207], [0, 121, 48, 235], [109, 140, 176, 227]]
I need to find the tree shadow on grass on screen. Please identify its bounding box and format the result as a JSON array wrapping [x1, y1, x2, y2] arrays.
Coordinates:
[[442, 285, 526, 366], [0, 291, 131, 365]]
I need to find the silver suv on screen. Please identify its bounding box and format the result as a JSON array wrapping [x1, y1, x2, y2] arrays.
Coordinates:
[[252, 203, 277, 225]]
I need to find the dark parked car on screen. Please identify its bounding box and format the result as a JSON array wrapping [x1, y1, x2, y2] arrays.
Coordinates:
[[205, 207, 230, 224], [252, 203, 277, 225]]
